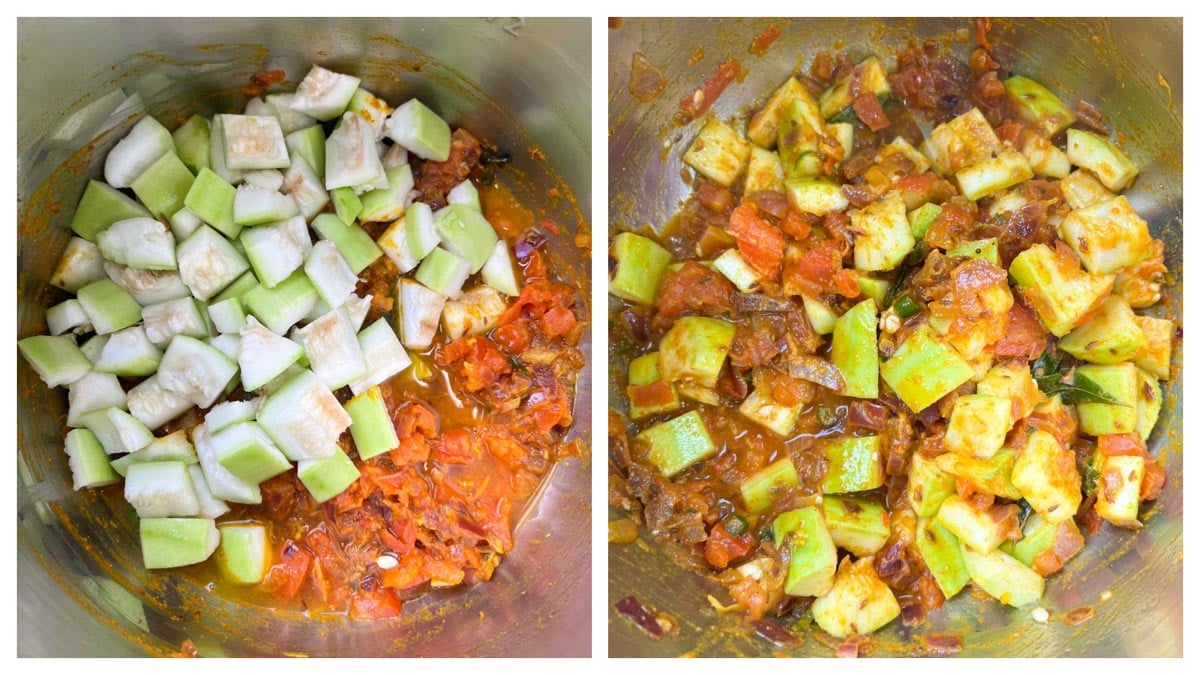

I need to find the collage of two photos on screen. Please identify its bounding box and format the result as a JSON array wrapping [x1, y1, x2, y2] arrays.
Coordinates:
[[14, 15, 1183, 659]]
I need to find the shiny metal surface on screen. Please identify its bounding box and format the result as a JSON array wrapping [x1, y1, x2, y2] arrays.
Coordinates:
[[609, 17, 1181, 657], [18, 17, 591, 657]]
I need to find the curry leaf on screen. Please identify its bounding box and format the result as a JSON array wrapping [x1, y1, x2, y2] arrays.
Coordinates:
[[1032, 344, 1129, 407]]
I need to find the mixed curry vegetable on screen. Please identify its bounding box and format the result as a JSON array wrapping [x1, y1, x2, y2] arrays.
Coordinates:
[[609, 22, 1175, 645], [20, 65, 583, 618]]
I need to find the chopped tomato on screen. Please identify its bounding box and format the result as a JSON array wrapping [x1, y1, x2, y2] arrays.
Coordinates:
[[654, 262, 736, 320], [780, 209, 813, 240], [522, 248, 549, 281], [532, 401, 570, 433], [349, 582, 403, 620], [749, 23, 782, 56], [832, 268, 861, 298], [1033, 549, 1065, 576], [259, 540, 312, 602], [483, 433, 527, 469], [704, 523, 754, 568], [893, 172, 937, 194], [995, 121, 1024, 146], [924, 200, 978, 251], [677, 57, 744, 123], [628, 380, 676, 409], [1141, 459, 1166, 501], [492, 322, 532, 353], [1098, 433, 1147, 457], [380, 554, 430, 590], [391, 402, 437, 465], [541, 305, 577, 338], [785, 242, 841, 297], [433, 428, 477, 464], [728, 577, 769, 620], [727, 203, 786, 279], [497, 280, 574, 327], [438, 336, 512, 392], [994, 298, 1049, 360]]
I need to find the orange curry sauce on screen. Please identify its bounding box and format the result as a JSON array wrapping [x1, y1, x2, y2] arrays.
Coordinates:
[[191, 179, 584, 620]]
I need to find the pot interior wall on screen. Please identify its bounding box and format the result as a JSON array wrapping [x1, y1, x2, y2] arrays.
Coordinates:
[[608, 17, 1181, 658], [18, 17, 591, 657]]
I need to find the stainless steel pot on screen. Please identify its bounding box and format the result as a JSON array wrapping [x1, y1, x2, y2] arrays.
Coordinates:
[[17, 17, 591, 657], [609, 17, 1181, 657]]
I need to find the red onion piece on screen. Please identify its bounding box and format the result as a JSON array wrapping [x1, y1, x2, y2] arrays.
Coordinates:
[[514, 231, 548, 260], [751, 619, 798, 648], [847, 400, 887, 431], [836, 641, 861, 658], [923, 634, 963, 655], [615, 596, 664, 637]]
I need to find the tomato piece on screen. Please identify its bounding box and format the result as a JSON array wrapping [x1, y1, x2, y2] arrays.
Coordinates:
[[492, 322, 532, 353], [483, 433, 527, 469], [749, 23, 782, 56], [541, 305, 577, 338], [703, 523, 754, 569], [893, 172, 937, 194], [995, 121, 1024, 146], [728, 577, 769, 620], [390, 402, 436, 465], [994, 298, 1050, 360], [787, 242, 841, 296], [780, 209, 815, 240], [924, 200, 977, 251], [727, 203, 786, 279], [1098, 433, 1147, 457], [677, 57, 743, 123], [349, 581, 403, 620], [439, 336, 512, 392], [628, 380, 677, 409], [832, 268, 861, 298], [532, 402, 569, 433], [522, 248, 548, 281], [259, 540, 312, 602], [380, 554, 430, 590], [1141, 459, 1166, 501], [433, 428, 476, 464], [654, 262, 736, 319]]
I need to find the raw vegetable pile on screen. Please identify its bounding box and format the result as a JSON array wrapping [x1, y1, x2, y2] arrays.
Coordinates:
[[20, 65, 583, 617], [609, 23, 1175, 647]]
